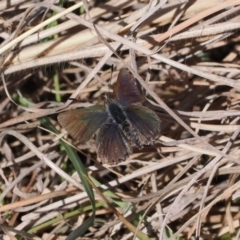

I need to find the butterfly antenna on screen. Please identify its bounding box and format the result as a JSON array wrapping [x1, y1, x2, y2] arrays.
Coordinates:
[[109, 65, 114, 88], [105, 65, 114, 104]]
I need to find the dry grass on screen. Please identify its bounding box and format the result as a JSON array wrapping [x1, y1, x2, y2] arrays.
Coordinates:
[[1, 0, 240, 239]]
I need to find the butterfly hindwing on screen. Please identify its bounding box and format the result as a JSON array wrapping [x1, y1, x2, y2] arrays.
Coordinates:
[[125, 105, 160, 144], [97, 119, 132, 164], [113, 68, 144, 106], [58, 105, 108, 143]]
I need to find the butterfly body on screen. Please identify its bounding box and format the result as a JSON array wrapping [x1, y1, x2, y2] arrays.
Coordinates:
[[107, 100, 126, 124], [58, 68, 160, 165]]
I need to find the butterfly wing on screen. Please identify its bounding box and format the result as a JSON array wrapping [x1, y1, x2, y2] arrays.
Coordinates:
[[58, 105, 108, 143], [125, 105, 160, 144], [97, 119, 132, 164], [113, 68, 144, 106]]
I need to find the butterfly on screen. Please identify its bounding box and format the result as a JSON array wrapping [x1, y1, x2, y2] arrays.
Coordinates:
[[58, 68, 160, 165]]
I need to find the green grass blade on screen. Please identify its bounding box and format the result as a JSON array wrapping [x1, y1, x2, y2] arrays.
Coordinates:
[[40, 118, 95, 239]]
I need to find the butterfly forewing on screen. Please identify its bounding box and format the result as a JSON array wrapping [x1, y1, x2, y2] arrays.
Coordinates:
[[58, 105, 108, 143], [97, 119, 132, 164], [125, 105, 160, 143], [113, 69, 144, 106]]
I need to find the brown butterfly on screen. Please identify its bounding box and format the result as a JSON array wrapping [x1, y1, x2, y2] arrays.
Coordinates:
[[58, 68, 160, 164]]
